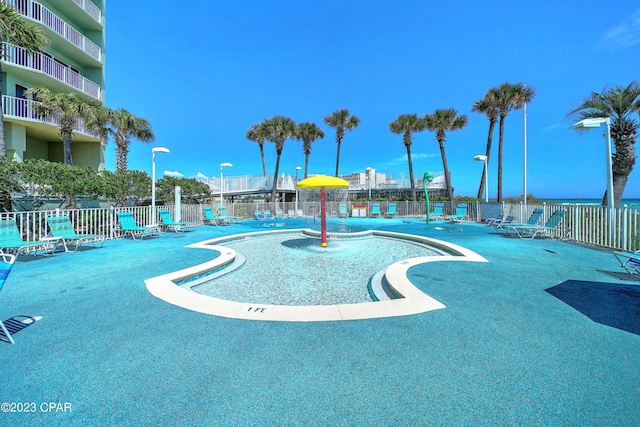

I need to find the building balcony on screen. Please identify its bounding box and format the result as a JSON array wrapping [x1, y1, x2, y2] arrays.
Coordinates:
[[3, 94, 101, 141], [6, 0, 102, 64], [2, 43, 101, 100], [70, 0, 102, 24]]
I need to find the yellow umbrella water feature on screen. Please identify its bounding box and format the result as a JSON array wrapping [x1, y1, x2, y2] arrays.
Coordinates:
[[296, 175, 350, 247]]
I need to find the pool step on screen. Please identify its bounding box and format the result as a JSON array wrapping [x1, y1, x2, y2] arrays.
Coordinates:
[[369, 269, 403, 301]]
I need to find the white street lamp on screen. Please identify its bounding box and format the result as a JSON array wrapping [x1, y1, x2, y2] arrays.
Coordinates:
[[474, 155, 488, 203], [572, 117, 614, 208], [220, 162, 233, 205], [151, 147, 170, 219], [295, 166, 301, 213], [365, 167, 372, 201], [523, 92, 528, 205]]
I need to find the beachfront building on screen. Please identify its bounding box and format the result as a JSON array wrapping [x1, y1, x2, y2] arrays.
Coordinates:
[[2, 0, 106, 169]]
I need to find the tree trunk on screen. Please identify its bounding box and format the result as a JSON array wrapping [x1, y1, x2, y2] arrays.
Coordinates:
[[438, 140, 454, 201], [406, 144, 416, 202], [334, 138, 342, 177], [63, 130, 74, 165], [304, 153, 309, 179], [497, 115, 506, 202], [271, 151, 282, 204], [477, 119, 496, 199]]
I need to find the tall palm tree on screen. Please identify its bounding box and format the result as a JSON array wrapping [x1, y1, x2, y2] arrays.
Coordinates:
[[108, 108, 155, 172], [569, 81, 640, 207], [471, 87, 500, 200], [295, 122, 325, 178], [27, 87, 106, 165], [424, 108, 468, 202], [324, 109, 360, 176], [246, 121, 270, 184], [389, 114, 426, 201], [0, 3, 49, 155], [495, 82, 536, 202], [263, 115, 297, 203]]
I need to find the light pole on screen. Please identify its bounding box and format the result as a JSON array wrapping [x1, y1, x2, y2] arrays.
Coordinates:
[[523, 91, 528, 205], [151, 147, 170, 220], [365, 167, 372, 201], [295, 166, 301, 214], [473, 155, 488, 202], [220, 162, 233, 205]]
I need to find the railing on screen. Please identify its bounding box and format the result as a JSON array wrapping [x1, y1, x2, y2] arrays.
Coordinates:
[[1, 202, 637, 252], [2, 43, 101, 99], [2, 95, 99, 138], [6, 0, 102, 62], [71, 0, 101, 23]]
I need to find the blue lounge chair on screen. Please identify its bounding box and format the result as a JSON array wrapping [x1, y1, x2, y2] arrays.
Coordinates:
[[254, 211, 265, 220], [0, 219, 55, 256], [264, 210, 275, 220], [0, 253, 16, 344], [506, 209, 568, 239], [203, 207, 225, 226], [430, 203, 444, 221], [116, 212, 161, 240], [485, 214, 504, 227], [275, 210, 285, 220], [613, 251, 640, 275], [45, 215, 105, 252], [385, 203, 397, 218], [370, 203, 381, 218], [499, 208, 544, 234], [159, 209, 195, 232], [491, 215, 515, 229], [287, 209, 295, 218], [338, 204, 349, 218], [217, 206, 240, 224], [446, 204, 468, 222]]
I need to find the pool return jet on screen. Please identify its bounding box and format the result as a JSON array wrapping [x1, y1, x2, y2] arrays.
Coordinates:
[[296, 175, 350, 247]]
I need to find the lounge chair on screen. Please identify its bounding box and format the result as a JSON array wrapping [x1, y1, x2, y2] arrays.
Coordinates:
[[370, 203, 381, 218], [613, 251, 640, 275], [498, 208, 544, 233], [0, 252, 16, 344], [203, 207, 224, 226], [116, 212, 161, 240], [506, 209, 568, 239], [254, 211, 265, 220], [385, 203, 397, 218], [217, 206, 240, 224], [485, 214, 504, 227], [275, 210, 285, 220], [264, 210, 275, 220], [287, 209, 295, 218], [490, 215, 515, 229], [430, 203, 444, 221], [338, 204, 348, 218], [0, 219, 55, 256], [159, 209, 195, 232], [295, 209, 304, 218], [445, 204, 468, 222], [45, 215, 105, 252]]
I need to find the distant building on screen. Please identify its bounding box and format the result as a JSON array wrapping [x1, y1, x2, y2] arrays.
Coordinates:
[[2, 0, 106, 169]]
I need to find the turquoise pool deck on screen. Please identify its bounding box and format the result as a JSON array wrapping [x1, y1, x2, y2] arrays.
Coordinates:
[[1, 218, 638, 426]]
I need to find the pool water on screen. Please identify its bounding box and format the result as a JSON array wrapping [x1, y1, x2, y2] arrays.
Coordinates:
[[191, 233, 443, 306]]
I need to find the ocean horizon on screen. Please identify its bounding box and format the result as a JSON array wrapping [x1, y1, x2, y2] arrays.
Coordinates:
[[543, 198, 640, 208]]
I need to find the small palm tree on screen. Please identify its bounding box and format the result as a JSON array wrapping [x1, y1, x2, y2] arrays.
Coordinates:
[[324, 109, 360, 176], [296, 122, 325, 178], [0, 3, 49, 155], [471, 87, 500, 200], [108, 108, 155, 172], [27, 87, 106, 165], [389, 114, 426, 201], [246, 121, 270, 184], [263, 115, 297, 203], [569, 81, 640, 207], [424, 108, 468, 201]]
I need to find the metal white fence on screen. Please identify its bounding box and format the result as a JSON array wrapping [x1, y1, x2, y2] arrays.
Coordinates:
[[1, 202, 638, 252]]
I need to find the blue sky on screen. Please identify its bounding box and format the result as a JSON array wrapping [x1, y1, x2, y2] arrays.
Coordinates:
[[103, 0, 640, 199]]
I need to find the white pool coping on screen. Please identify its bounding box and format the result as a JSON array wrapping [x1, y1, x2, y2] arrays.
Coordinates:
[[144, 229, 487, 322]]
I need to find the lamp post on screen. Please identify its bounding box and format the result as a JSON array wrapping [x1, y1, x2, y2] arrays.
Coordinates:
[[473, 155, 488, 202], [220, 162, 233, 205], [523, 92, 528, 205], [365, 167, 372, 201], [295, 166, 301, 213], [151, 147, 170, 220]]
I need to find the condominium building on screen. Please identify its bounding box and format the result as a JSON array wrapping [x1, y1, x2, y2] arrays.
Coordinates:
[[2, 0, 105, 169]]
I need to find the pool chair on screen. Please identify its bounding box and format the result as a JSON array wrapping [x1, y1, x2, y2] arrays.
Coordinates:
[[276, 210, 285, 220], [264, 210, 275, 220], [116, 212, 161, 240], [295, 209, 304, 218], [385, 203, 397, 218], [498, 208, 544, 234], [159, 209, 195, 232], [430, 203, 444, 220], [45, 215, 106, 252], [0, 219, 56, 256], [254, 211, 265, 220], [445, 204, 468, 222], [506, 209, 568, 240], [369, 203, 381, 218], [287, 209, 295, 218], [203, 207, 225, 226], [490, 215, 515, 230], [0, 252, 16, 344], [484, 214, 504, 227], [338, 204, 349, 218], [217, 206, 240, 224], [613, 251, 640, 275]]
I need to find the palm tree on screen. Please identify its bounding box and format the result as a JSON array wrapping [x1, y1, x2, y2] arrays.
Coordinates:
[[263, 115, 297, 203], [0, 3, 49, 156], [324, 109, 360, 176], [108, 108, 155, 172], [295, 122, 325, 178], [495, 82, 536, 202], [569, 81, 640, 207], [471, 87, 500, 200], [26, 87, 106, 165], [246, 121, 270, 184], [389, 114, 426, 201], [424, 108, 468, 202]]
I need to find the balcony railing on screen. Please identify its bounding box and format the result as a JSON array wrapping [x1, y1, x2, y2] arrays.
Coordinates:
[[6, 0, 102, 62], [2, 95, 99, 138], [2, 43, 101, 99], [71, 0, 101, 23]]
